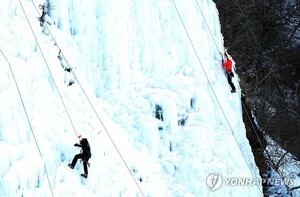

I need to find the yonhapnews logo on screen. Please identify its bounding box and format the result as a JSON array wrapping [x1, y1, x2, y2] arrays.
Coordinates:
[[206, 173, 294, 191], [206, 173, 223, 191]]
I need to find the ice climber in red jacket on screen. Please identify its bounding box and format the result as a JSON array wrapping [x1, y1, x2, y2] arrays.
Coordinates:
[[222, 53, 236, 93]]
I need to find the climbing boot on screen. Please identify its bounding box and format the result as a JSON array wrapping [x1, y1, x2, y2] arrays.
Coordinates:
[[81, 173, 88, 179], [68, 163, 74, 169]]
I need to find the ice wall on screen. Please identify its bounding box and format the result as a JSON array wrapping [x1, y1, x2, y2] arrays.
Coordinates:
[[0, 0, 261, 196]]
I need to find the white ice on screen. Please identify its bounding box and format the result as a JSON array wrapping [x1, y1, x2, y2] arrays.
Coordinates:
[[0, 0, 261, 196]]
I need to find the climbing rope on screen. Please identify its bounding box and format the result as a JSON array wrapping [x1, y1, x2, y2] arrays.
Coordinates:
[[197, 0, 295, 191], [241, 102, 275, 164], [195, 0, 222, 53], [18, 0, 79, 138], [195, 0, 269, 153], [195, 0, 276, 170], [0, 49, 54, 197], [198, 0, 298, 193], [171, 0, 263, 195], [28, 1, 146, 196], [30, 0, 106, 137]]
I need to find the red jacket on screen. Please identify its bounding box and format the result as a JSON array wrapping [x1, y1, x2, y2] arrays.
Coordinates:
[[222, 59, 232, 71]]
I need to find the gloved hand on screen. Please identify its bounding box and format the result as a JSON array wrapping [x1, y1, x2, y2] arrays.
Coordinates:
[[65, 67, 72, 72], [220, 52, 224, 60], [74, 143, 79, 147]]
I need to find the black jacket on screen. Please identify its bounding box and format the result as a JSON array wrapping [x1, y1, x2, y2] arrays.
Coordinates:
[[77, 138, 91, 159]]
